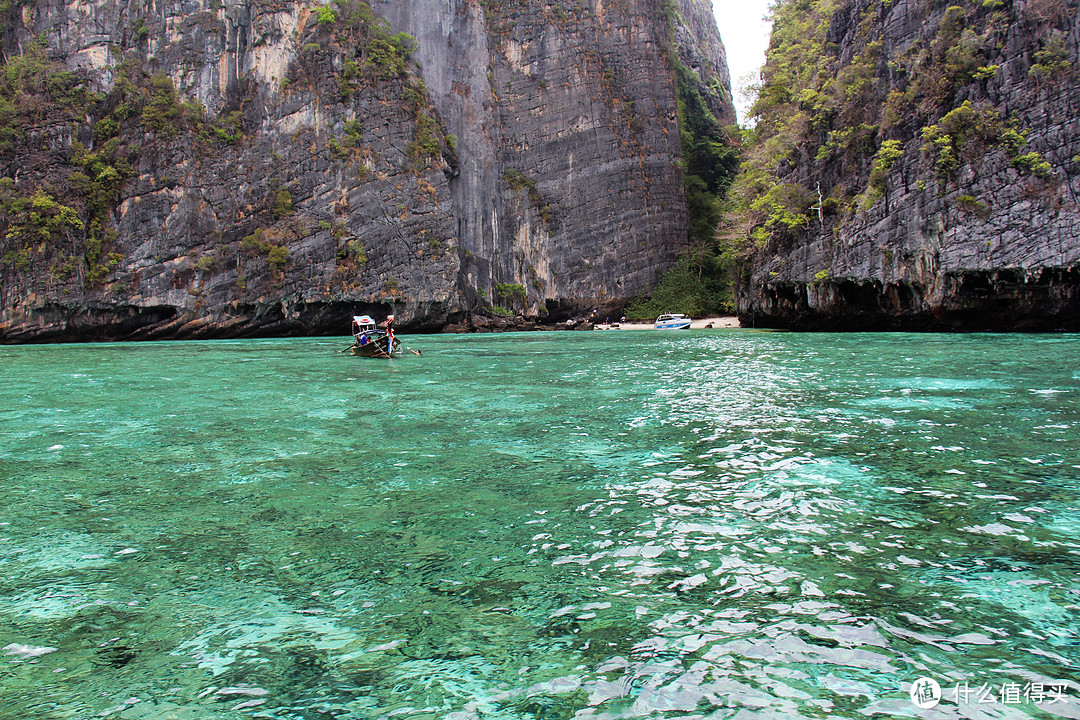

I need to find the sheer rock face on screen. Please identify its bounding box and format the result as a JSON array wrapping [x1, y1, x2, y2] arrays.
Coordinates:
[[0, 0, 735, 341], [358, 0, 733, 319], [1, 0, 462, 341], [739, 0, 1080, 331], [671, 0, 735, 128]]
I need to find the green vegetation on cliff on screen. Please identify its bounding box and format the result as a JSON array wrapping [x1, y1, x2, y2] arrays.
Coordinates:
[[0, 41, 250, 286], [0, 42, 93, 153], [727, 0, 1069, 253], [632, 0, 1076, 322], [1, 0, 453, 298], [721, 0, 1080, 329], [320, 0, 453, 170]]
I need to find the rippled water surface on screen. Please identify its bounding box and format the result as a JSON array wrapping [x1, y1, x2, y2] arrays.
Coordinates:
[[1, 331, 1079, 719]]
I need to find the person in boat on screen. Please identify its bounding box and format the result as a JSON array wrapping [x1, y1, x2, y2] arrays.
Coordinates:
[[383, 315, 395, 350], [357, 332, 369, 347]]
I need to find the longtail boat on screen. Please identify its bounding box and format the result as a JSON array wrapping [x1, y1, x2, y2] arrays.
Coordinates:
[[348, 315, 402, 358]]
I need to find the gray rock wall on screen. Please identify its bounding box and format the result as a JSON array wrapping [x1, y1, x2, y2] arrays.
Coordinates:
[[739, 0, 1080, 330], [2, 0, 461, 340], [372, 0, 706, 318], [0, 0, 736, 341]]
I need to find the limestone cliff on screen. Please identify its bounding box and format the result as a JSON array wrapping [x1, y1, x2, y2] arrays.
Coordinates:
[[735, 0, 1080, 330], [0, 0, 735, 341], [375, 0, 735, 317]]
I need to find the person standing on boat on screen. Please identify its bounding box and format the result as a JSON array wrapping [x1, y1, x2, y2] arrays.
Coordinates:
[[384, 315, 395, 352]]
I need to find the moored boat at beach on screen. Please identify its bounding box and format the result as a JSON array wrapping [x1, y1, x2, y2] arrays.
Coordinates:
[[654, 313, 692, 330], [348, 315, 402, 358]]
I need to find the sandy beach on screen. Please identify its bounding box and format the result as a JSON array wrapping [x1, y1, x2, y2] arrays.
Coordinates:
[[613, 315, 741, 330]]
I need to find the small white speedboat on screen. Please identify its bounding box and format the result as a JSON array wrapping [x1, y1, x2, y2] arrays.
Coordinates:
[[654, 313, 691, 330]]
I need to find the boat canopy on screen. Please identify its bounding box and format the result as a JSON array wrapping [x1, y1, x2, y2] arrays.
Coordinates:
[[352, 315, 377, 333]]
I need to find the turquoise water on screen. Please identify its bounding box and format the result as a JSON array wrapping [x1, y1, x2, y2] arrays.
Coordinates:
[[1, 331, 1079, 719]]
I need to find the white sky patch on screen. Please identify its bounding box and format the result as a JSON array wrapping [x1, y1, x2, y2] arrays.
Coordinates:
[[712, 0, 773, 124]]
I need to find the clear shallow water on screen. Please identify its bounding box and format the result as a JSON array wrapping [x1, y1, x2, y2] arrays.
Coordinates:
[[1, 330, 1079, 719]]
